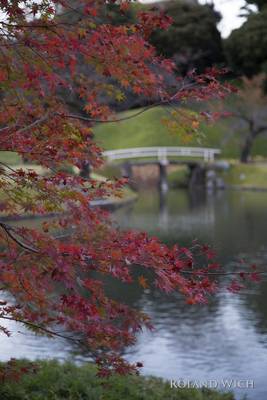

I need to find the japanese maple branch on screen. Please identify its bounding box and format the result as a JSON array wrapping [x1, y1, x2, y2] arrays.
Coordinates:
[[1, 223, 265, 277], [56, 82, 205, 124], [182, 270, 267, 276], [0, 112, 51, 137], [0, 102, 166, 139], [0, 316, 83, 344], [0, 222, 39, 253], [56, 101, 169, 123], [0, 222, 91, 260]]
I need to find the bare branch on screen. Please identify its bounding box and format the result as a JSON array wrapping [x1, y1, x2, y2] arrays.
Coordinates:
[[56, 101, 168, 124], [0, 222, 39, 253], [0, 315, 82, 344], [182, 270, 266, 276]]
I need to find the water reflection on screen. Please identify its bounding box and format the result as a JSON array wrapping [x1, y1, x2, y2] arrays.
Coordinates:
[[114, 189, 267, 400], [2, 189, 267, 399]]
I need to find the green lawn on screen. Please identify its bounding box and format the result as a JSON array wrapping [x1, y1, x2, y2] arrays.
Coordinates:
[[0, 151, 22, 165], [2, 106, 267, 191], [2, 105, 267, 167], [0, 360, 234, 400], [2, 106, 267, 166], [93, 106, 267, 160], [219, 162, 267, 189]]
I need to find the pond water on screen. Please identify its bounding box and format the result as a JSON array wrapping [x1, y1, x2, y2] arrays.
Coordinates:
[[1, 189, 267, 400]]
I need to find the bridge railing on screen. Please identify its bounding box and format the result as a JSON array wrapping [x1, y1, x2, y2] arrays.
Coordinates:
[[103, 146, 221, 163]]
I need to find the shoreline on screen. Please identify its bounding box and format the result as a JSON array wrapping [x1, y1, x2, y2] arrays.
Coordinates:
[[0, 191, 138, 222]]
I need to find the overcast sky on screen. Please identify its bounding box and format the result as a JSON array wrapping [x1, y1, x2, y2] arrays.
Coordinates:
[[141, 0, 255, 38], [199, 0, 255, 37]]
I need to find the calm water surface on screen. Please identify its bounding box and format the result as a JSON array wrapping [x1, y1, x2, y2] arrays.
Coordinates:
[[2, 189, 267, 400]]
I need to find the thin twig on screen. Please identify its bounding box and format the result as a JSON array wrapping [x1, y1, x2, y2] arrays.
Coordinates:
[[0, 315, 82, 344], [56, 101, 168, 124], [0, 222, 39, 253], [182, 270, 266, 276]]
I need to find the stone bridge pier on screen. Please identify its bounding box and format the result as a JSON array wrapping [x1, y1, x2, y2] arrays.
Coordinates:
[[121, 160, 170, 192], [158, 159, 169, 192], [120, 160, 226, 191]]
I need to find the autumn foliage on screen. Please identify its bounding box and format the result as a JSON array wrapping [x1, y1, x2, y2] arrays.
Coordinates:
[[0, 0, 258, 377]]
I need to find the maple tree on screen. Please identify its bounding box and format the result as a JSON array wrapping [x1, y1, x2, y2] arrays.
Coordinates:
[[0, 0, 260, 378]]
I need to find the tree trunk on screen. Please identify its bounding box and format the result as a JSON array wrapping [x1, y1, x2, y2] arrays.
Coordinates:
[[240, 135, 254, 163]]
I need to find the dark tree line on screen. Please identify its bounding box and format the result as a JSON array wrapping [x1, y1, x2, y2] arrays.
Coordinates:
[[149, 1, 224, 74], [225, 0, 267, 83]]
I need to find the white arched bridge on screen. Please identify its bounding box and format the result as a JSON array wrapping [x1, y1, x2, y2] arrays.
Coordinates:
[[103, 146, 221, 163], [102, 146, 221, 192]]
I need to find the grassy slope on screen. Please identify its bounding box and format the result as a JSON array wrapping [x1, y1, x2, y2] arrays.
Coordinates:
[[94, 106, 267, 189], [219, 162, 267, 189], [2, 107, 267, 190], [0, 360, 234, 400], [0, 151, 22, 165], [93, 106, 267, 159], [2, 106, 267, 166]]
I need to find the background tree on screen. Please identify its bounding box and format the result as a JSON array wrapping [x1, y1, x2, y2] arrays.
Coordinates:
[[225, 5, 267, 80], [216, 76, 267, 163], [245, 0, 266, 11], [150, 0, 225, 74]]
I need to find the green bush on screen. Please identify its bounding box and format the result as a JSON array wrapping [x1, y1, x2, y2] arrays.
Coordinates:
[[0, 360, 234, 400]]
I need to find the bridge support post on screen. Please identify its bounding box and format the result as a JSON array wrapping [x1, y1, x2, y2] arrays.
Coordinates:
[[188, 163, 206, 189], [159, 188, 168, 228], [158, 160, 169, 193], [121, 162, 133, 183]]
